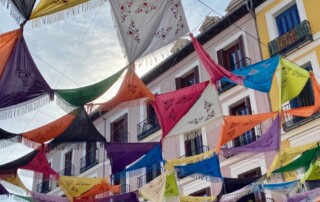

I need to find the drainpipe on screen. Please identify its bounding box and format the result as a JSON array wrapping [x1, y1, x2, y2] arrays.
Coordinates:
[[99, 110, 107, 178]]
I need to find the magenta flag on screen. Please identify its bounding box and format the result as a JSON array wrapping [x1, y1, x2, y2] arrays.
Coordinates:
[[153, 81, 209, 139], [221, 114, 280, 156], [190, 33, 243, 85]]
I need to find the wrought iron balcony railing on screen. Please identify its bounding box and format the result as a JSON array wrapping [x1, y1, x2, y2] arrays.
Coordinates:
[[223, 125, 262, 158], [59, 164, 75, 176], [179, 145, 209, 159], [137, 117, 161, 140], [80, 148, 99, 173], [282, 94, 319, 131], [137, 167, 163, 188], [36, 179, 51, 193], [218, 57, 251, 94], [268, 20, 313, 57]]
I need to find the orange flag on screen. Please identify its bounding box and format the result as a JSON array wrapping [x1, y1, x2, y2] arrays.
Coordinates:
[[22, 110, 76, 143], [77, 179, 120, 199], [216, 112, 277, 153], [0, 29, 22, 78], [99, 68, 154, 112], [284, 72, 320, 117]]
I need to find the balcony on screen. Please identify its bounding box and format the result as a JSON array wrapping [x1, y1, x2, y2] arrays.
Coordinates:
[[282, 94, 319, 131], [36, 180, 51, 193], [223, 125, 262, 158], [137, 117, 161, 140], [218, 57, 251, 94], [137, 167, 163, 188], [179, 145, 209, 159], [80, 148, 99, 173], [59, 164, 75, 176], [268, 20, 313, 57]]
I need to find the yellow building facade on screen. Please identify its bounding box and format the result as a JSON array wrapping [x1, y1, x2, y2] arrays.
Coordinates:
[[255, 0, 320, 183]]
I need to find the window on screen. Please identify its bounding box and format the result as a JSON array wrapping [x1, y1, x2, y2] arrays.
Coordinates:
[[191, 187, 211, 197], [111, 114, 128, 143], [184, 129, 204, 157], [175, 66, 199, 89], [217, 36, 247, 71], [146, 164, 162, 183], [80, 142, 98, 173], [230, 98, 257, 147], [137, 102, 161, 140], [113, 173, 127, 193], [64, 150, 73, 176], [238, 168, 266, 202], [276, 4, 300, 36]]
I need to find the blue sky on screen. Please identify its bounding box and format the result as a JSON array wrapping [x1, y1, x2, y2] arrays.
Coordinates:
[[0, 0, 229, 197]]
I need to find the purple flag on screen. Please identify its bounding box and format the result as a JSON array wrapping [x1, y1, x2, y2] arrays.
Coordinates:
[[0, 35, 53, 118], [221, 115, 280, 156], [30, 191, 69, 202], [288, 187, 320, 202], [94, 192, 139, 202], [106, 142, 159, 174]]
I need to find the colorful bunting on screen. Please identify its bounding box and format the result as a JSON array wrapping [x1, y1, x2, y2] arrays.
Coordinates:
[[153, 81, 209, 139], [10, 0, 37, 21], [106, 142, 159, 174], [110, 0, 189, 63], [190, 33, 243, 85], [0, 183, 9, 195], [216, 112, 276, 153], [55, 67, 126, 109], [222, 177, 260, 194], [284, 72, 320, 117], [280, 58, 310, 105], [164, 173, 179, 197], [22, 108, 77, 144], [47, 107, 106, 150], [99, 68, 154, 112], [175, 154, 222, 179], [0, 34, 54, 119], [267, 142, 318, 176], [273, 146, 320, 173], [93, 192, 140, 202], [139, 172, 166, 202], [222, 55, 280, 92], [220, 184, 256, 202], [166, 82, 223, 138], [261, 180, 300, 195], [221, 114, 280, 156], [165, 149, 214, 172], [58, 175, 101, 202], [1, 173, 27, 192], [77, 178, 120, 199]]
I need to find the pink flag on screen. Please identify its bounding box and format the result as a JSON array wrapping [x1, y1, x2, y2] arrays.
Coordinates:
[[190, 33, 243, 85]]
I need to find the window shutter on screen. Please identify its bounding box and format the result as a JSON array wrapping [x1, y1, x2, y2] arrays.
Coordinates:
[[238, 35, 246, 67], [175, 77, 182, 89], [217, 49, 225, 67], [244, 97, 252, 114]]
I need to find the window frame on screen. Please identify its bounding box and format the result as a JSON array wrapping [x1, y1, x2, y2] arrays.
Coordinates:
[[175, 66, 199, 89], [110, 113, 128, 143]]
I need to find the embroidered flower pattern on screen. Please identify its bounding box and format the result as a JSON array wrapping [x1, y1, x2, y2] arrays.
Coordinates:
[[53, 0, 69, 4], [128, 84, 137, 94], [188, 117, 204, 125], [168, 109, 176, 121], [169, 0, 180, 18], [127, 20, 140, 43], [205, 109, 215, 121], [175, 15, 185, 35], [16, 67, 30, 86], [155, 27, 172, 40], [135, 2, 157, 14], [176, 95, 193, 104], [163, 99, 174, 111], [119, 1, 133, 22], [204, 100, 213, 113]]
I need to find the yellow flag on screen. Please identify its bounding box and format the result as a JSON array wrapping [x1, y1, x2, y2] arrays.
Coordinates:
[[164, 174, 179, 197], [180, 195, 216, 202], [58, 175, 102, 202], [280, 58, 310, 104], [30, 0, 89, 19], [302, 160, 320, 183]]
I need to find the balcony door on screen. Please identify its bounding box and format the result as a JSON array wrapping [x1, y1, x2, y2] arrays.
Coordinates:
[[86, 142, 97, 166], [184, 129, 203, 157], [64, 150, 73, 176], [276, 4, 300, 35], [111, 114, 128, 143]]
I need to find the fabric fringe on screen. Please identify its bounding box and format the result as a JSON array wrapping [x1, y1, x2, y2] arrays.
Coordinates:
[[46, 142, 87, 152], [55, 93, 77, 113], [11, 195, 31, 202], [18, 169, 59, 180], [30, 0, 108, 28], [189, 174, 221, 183], [0, 136, 22, 149], [0, 0, 25, 25], [21, 138, 42, 149], [0, 94, 52, 120]]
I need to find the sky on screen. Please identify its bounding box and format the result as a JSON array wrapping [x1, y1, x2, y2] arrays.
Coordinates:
[[0, 0, 230, 197]]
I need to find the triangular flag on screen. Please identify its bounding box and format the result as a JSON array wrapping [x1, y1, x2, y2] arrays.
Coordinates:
[[190, 33, 243, 85], [139, 172, 166, 202], [164, 173, 179, 197], [153, 81, 209, 139]]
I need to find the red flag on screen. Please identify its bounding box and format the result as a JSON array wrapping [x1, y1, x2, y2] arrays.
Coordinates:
[[190, 33, 243, 85]]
